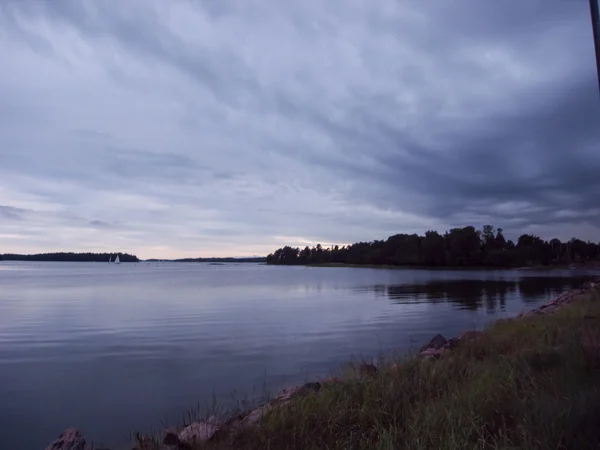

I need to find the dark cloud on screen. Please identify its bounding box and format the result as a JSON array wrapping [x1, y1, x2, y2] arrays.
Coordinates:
[[0, 205, 29, 221], [0, 0, 599, 257], [89, 220, 111, 228]]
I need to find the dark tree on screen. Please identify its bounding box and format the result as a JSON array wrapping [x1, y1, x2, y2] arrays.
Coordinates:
[[265, 225, 600, 269], [0, 252, 140, 262]]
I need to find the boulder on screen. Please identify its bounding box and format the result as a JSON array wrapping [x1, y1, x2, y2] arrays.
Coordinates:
[[235, 381, 323, 431], [359, 363, 379, 377], [210, 415, 245, 441], [276, 382, 321, 403], [297, 381, 321, 395], [419, 347, 439, 359], [164, 382, 325, 446], [163, 426, 183, 446], [177, 420, 221, 446], [539, 304, 560, 314], [241, 404, 272, 427], [321, 376, 343, 385], [45, 428, 87, 450], [444, 338, 460, 350], [436, 346, 450, 357], [420, 334, 448, 352]]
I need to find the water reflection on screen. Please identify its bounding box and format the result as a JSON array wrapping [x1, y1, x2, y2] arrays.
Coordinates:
[[361, 275, 595, 312], [1, 262, 599, 450]]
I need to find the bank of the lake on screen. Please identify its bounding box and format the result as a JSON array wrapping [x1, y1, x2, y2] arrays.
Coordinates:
[[45, 278, 600, 450], [307, 262, 600, 271], [124, 279, 600, 450]]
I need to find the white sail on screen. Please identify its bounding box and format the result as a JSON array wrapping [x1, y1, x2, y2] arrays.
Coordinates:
[[108, 256, 112, 263], [115, 255, 121, 264]]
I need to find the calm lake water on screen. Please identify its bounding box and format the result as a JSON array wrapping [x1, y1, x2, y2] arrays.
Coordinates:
[[0, 261, 598, 449]]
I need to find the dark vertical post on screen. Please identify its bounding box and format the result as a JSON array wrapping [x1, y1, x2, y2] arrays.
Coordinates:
[[591, 0, 600, 93]]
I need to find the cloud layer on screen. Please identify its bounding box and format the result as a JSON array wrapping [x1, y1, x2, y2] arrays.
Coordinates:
[[1, 0, 599, 258]]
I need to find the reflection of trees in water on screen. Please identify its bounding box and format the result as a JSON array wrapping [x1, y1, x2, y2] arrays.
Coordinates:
[[363, 276, 595, 312], [518, 277, 588, 302]]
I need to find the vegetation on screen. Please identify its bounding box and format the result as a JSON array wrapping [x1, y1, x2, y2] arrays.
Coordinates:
[[178, 283, 600, 450], [0, 252, 139, 262], [267, 225, 600, 268]]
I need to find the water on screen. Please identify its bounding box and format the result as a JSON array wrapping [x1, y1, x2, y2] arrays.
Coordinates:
[[0, 261, 597, 449]]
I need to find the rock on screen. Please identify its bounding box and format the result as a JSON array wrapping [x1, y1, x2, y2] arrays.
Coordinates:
[[241, 404, 272, 427], [436, 347, 450, 357], [46, 428, 87, 450], [517, 286, 591, 317], [210, 415, 245, 441], [178, 420, 221, 446], [445, 338, 460, 350], [163, 426, 183, 446], [419, 347, 439, 359], [459, 330, 484, 341], [276, 388, 296, 402], [359, 363, 379, 377], [299, 381, 321, 394], [231, 381, 323, 433], [276, 382, 321, 403], [170, 382, 325, 444], [420, 334, 448, 352], [558, 290, 582, 304], [539, 304, 560, 314], [321, 376, 343, 385], [521, 309, 543, 318]]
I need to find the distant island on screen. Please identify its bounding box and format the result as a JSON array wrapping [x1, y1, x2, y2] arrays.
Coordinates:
[[0, 253, 266, 264], [266, 225, 600, 268], [0, 252, 140, 263], [146, 257, 266, 263]]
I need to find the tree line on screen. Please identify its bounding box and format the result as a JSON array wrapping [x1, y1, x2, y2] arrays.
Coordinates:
[[266, 225, 600, 268], [0, 252, 140, 262], [147, 257, 266, 263]]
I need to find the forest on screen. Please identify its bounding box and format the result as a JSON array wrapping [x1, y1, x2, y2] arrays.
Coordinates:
[[266, 225, 600, 268], [0, 252, 140, 262]]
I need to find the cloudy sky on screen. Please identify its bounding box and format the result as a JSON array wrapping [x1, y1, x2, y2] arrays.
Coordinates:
[[1, 0, 599, 258]]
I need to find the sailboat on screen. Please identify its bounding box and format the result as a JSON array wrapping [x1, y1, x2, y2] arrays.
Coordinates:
[[114, 255, 121, 264], [108, 255, 112, 263]]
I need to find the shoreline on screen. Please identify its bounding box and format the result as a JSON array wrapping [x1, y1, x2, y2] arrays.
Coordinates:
[[300, 262, 600, 271], [46, 277, 600, 450]]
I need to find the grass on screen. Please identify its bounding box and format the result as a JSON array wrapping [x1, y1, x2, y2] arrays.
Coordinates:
[[141, 284, 600, 450]]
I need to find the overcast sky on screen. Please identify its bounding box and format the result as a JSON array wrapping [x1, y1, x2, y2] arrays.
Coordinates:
[[1, 0, 599, 258]]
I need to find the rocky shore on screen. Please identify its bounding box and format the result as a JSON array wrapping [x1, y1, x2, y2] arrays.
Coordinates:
[[45, 278, 599, 450]]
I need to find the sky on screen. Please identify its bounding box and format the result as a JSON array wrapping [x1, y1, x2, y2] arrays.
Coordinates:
[[1, 0, 600, 259]]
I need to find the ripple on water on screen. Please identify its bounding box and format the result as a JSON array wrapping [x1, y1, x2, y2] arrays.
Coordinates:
[[0, 261, 598, 450]]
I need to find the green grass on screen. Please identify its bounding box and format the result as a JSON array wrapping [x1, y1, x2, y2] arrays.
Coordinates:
[[140, 284, 600, 450]]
